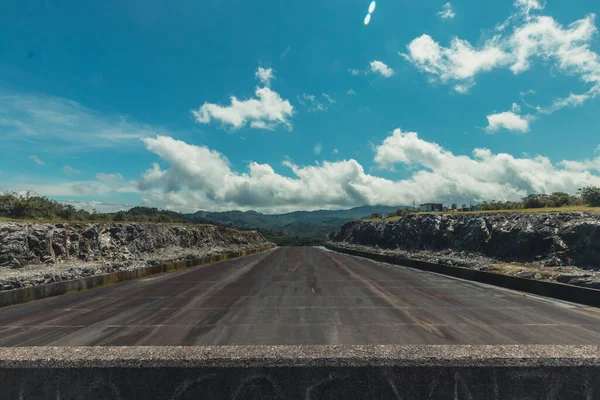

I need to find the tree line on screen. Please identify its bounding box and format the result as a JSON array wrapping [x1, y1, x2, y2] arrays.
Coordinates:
[[384, 186, 600, 217], [0, 191, 214, 224], [478, 186, 600, 210]]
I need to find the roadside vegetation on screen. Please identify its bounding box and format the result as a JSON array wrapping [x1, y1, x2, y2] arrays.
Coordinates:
[[377, 186, 600, 220]]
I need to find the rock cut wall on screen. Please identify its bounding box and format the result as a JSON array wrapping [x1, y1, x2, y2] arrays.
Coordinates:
[[333, 212, 600, 267], [0, 222, 270, 268]]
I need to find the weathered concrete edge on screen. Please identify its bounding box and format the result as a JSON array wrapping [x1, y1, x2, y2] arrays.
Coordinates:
[[326, 244, 600, 308], [0, 345, 599, 368], [0, 244, 276, 308]]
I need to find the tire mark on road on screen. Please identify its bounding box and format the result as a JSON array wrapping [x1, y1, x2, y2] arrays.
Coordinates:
[[322, 250, 451, 340]]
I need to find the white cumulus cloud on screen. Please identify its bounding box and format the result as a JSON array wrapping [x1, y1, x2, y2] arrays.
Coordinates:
[[486, 111, 531, 133], [402, 34, 508, 85], [373, 128, 600, 198], [369, 60, 394, 78], [191, 67, 293, 131], [560, 158, 600, 173]]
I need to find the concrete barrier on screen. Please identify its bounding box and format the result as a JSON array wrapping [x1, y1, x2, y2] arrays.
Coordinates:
[[0, 345, 598, 399], [326, 244, 600, 308], [0, 244, 275, 308]]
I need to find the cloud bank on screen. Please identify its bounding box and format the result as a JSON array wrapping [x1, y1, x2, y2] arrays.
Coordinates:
[[135, 130, 600, 213]]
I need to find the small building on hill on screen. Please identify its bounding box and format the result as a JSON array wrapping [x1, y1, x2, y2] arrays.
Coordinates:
[[419, 203, 443, 212]]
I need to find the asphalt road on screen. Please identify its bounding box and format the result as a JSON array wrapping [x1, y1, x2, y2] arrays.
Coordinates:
[[1, 246, 599, 346]]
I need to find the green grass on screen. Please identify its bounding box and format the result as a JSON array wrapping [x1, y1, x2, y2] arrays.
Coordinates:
[[362, 206, 600, 221], [488, 262, 556, 280], [451, 205, 600, 214]]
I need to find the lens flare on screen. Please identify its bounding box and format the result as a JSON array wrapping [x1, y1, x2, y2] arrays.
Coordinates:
[[368, 1, 376, 14], [364, 13, 371, 25]]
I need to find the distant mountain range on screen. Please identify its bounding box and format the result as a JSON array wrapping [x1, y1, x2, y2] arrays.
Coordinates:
[[186, 205, 407, 238]]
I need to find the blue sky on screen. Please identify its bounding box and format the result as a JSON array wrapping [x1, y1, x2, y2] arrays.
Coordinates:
[[1, 0, 600, 213]]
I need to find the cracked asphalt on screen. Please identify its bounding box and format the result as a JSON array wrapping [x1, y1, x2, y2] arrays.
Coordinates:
[[0, 246, 599, 346]]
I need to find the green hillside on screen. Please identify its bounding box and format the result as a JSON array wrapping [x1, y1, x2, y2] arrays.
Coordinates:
[[187, 205, 406, 238]]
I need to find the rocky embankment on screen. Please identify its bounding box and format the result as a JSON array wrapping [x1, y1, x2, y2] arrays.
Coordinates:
[[331, 212, 600, 289], [0, 222, 273, 291]]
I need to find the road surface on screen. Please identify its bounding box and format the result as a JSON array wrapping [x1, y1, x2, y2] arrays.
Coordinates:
[[1, 246, 599, 346]]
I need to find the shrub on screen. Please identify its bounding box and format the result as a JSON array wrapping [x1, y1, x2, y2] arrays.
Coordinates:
[[386, 208, 417, 218], [579, 186, 600, 207], [522, 194, 548, 209]]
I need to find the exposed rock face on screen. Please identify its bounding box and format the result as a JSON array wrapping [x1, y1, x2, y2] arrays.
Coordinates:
[[0, 222, 270, 269], [333, 212, 600, 267]]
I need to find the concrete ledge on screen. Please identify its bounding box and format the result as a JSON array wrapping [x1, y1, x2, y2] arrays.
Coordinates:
[[326, 244, 600, 308], [1, 346, 599, 399], [0, 244, 275, 308], [1, 345, 599, 368]]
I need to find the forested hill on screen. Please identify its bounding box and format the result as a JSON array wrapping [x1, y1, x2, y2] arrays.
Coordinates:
[[187, 205, 406, 237]]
